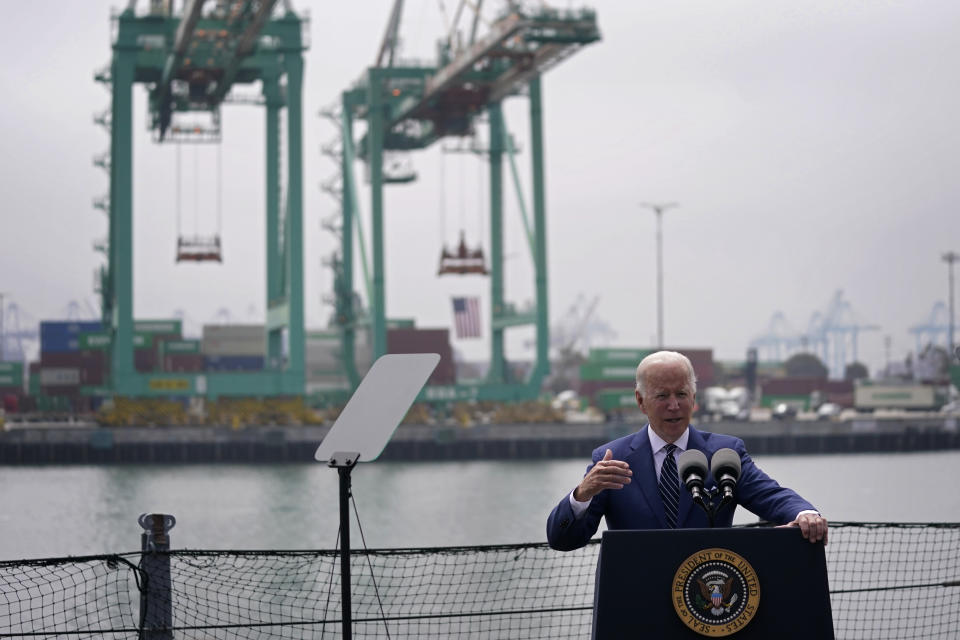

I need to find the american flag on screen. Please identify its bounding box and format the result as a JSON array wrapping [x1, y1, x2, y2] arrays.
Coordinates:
[[452, 297, 481, 339]]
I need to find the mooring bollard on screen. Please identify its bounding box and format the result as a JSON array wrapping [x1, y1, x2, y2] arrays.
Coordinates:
[[138, 513, 176, 640]]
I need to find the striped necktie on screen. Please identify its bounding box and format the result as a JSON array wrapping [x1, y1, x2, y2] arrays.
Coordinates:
[[659, 443, 680, 529]]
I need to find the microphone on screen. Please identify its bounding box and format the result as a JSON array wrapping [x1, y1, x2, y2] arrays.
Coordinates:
[[711, 448, 741, 505], [677, 449, 709, 509]]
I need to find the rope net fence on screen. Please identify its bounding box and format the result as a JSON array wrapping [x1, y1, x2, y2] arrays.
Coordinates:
[[1, 522, 958, 639]]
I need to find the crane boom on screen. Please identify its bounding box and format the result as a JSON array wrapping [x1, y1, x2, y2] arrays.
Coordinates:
[[155, 0, 206, 138], [376, 0, 405, 67]]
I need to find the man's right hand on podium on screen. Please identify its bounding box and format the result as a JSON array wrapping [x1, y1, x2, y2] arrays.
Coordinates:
[[573, 449, 632, 502]]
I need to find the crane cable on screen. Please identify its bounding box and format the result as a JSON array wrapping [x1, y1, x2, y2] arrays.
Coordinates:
[[438, 149, 446, 248], [217, 141, 223, 242], [194, 143, 200, 238], [175, 142, 182, 242]]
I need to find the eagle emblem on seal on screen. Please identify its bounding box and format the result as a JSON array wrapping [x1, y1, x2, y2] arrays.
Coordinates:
[[697, 575, 738, 615]]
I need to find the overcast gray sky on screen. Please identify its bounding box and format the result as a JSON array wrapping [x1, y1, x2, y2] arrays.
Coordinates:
[[1, 0, 958, 376]]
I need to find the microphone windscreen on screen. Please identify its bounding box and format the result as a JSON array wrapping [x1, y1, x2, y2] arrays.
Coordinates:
[[710, 448, 741, 480], [678, 449, 708, 480]]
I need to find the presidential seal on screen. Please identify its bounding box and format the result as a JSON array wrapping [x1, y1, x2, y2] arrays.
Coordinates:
[[672, 548, 760, 637]]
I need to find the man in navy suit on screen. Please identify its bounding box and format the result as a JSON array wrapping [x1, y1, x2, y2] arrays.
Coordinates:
[[547, 350, 828, 551]]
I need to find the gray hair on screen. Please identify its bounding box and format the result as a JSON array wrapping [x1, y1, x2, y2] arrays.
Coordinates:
[[635, 350, 698, 396]]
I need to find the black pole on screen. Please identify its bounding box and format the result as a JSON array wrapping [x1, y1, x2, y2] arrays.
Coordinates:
[[338, 464, 353, 640], [329, 452, 360, 640]]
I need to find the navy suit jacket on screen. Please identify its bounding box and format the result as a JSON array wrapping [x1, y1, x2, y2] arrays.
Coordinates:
[[546, 425, 816, 551]]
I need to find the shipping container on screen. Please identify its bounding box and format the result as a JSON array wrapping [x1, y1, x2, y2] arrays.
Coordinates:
[[202, 324, 266, 356], [78, 331, 111, 350], [2, 392, 20, 413], [36, 394, 75, 413], [81, 364, 107, 385], [762, 377, 853, 396], [79, 385, 113, 397], [135, 319, 183, 336], [161, 354, 205, 372], [594, 388, 641, 411], [0, 361, 24, 375], [0, 363, 23, 389], [158, 339, 201, 355], [577, 379, 637, 398], [579, 362, 637, 381], [78, 331, 159, 349], [135, 348, 157, 373], [583, 347, 715, 388], [387, 328, 455, 384], [41, 350, 108, 383], [853, 383, 937, 410], [306, 344, 341, 373], [679, 349, 716, 389], [204, 355, 265, 371], [759, 393, 810, 410], [40, 368, 81, 386], [588, 348, 653, 363], [40, 321, 103, 353]]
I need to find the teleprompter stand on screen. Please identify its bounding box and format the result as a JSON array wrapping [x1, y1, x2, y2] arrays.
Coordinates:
[[315, 353, 440, 640]]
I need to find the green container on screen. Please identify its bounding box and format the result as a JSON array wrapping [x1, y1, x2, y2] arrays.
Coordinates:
[[0, 361, 24, 375], [0, 374, 19, 387], [37, 395, 71, 412], [79, 332, 112, 350], [594, 388, 639, 411], [760, 394, 810, 410], [159, 339, 201, 354], [79, 331, 153, 348], [579, 362, 638, 381], [80, 385, 113, 397], [29, 374, 40, 395], [588, 348, 652, 363], [135, 319, 182, 336]]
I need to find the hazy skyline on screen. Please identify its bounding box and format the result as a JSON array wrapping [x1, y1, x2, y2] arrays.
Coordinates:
[[1, 0, 958, 377]]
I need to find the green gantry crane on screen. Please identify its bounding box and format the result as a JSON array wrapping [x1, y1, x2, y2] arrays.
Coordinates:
[[333, 1, 600, 402], [94, 0, 307, 399]]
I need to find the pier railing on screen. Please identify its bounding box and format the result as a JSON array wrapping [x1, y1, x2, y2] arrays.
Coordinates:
[[1, 522, 958, 639]]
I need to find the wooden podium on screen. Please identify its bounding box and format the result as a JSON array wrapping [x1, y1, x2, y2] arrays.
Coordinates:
[[595, 527, 833, 639]]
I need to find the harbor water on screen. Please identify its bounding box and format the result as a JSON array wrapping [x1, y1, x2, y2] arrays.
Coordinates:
[[1, 450, 958, 560]]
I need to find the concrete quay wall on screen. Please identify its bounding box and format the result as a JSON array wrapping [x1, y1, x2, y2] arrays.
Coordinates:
[[1, 417, 958, 465]]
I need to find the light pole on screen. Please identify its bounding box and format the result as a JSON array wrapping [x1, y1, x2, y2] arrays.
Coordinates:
[[640, 202, 678, 348], [0, 292, 6, 362], [944, 251, 959, 354]]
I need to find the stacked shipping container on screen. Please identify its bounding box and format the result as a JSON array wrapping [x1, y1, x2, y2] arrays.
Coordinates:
[[760, 378, 854, 409], [33, 319, 187, 411], [201, 325, 266, 371], [578, 347, 716, 410], [0, 361, 24, 412], [387, 327, 456, 384], [38, 321, 104, 410]]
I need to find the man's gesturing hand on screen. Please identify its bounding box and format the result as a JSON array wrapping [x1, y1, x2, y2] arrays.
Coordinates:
[[573, 448, 632, 502]]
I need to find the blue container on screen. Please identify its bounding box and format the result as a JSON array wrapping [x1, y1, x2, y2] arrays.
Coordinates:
[[204, 355, 265, 372], [40, 321, 103, 353]]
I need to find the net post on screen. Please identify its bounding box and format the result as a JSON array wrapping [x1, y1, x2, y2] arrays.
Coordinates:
[[138, 513, 176, 640]]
